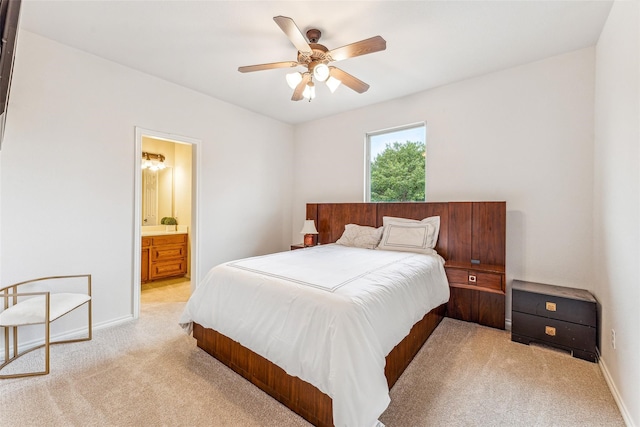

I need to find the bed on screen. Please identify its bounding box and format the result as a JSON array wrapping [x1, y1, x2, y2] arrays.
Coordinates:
[[180, 202, 506, 427]]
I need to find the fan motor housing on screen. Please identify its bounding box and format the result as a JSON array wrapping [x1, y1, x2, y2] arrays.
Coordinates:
[[298, 43, 328, 64]]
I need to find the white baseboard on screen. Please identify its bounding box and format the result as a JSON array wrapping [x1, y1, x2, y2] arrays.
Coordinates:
[[93, 314, 135, 331], [1, 314, 134, 356], [599, 354, 636, 427]]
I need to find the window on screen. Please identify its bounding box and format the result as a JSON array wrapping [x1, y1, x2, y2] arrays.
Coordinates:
[[365, 123, 426, 202]]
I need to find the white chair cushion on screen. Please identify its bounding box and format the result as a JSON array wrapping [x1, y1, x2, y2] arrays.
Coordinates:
[[0, 293, 91, 326]]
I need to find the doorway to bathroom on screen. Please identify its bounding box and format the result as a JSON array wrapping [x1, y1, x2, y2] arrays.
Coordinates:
[[133, 127, 200, 318]]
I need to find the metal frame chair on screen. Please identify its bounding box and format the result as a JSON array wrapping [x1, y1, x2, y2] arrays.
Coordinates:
[[0, 274, 92, 379]]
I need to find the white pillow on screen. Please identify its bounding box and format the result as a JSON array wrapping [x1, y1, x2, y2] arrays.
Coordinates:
[[382, 215, 440, 249], [335, 224, 383, 249], [377, 222, 436, 255]]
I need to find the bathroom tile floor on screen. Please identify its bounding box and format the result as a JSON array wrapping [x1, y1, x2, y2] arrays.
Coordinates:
[[141, 277, 191, 303]]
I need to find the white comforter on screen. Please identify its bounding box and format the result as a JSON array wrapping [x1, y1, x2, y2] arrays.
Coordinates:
[[179, 244, 449, 427]]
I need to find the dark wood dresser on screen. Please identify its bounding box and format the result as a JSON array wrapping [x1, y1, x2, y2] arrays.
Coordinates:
[[511, 280, 598, 362]]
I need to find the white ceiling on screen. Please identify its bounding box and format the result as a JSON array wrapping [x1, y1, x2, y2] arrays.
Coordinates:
[[19, 1, 613, 125]]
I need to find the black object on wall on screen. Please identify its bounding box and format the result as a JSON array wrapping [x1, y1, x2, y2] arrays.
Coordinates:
[[0, 0, 21, 149]]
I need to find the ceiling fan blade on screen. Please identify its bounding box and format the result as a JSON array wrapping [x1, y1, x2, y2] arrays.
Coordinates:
[[273, 16, 313, 55], [238, 61, 300, 73], [329, 67, 370, 93], [327, 36, 386, 62], [291, 73, 311, 101]]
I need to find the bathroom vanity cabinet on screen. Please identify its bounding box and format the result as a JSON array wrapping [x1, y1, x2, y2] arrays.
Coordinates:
[[141, 233, 188, 283]]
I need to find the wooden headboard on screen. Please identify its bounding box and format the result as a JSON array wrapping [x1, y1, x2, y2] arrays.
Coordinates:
[[306, 202, 505, 267]]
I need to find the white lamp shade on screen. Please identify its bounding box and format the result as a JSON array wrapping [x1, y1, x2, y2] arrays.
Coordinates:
[[286, 72, 303, 89], [300, 220, 318, 234], [313, 63, 330, 82], [302, 82, 316, 100], [326, 76, 342, 93]]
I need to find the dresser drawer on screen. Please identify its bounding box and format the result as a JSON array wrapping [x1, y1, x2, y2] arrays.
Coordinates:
[[151, 244, 187, 262], [142, 237, 151, 247], [513, 288, 596, 327], [445, 268, 468, 284], [474, 272, 502, 290], [150, 259, 187, 280], [512, 311, 596, 353], [445, 268, 503, 291], [151, 234, 187, 246]]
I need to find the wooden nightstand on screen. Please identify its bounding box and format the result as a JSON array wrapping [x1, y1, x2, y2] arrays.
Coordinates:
[[511, 280, 598, 362], [290, 244, 306, 250], [444, 261, 505, 330]]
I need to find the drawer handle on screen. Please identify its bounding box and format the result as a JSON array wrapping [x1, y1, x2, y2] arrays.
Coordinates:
[[545, 326, 556, 336], [468, 275, 477, 283], [545, 302, 557, 312]]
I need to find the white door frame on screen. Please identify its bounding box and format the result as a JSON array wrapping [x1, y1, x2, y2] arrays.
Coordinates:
[[133, 127, 201, 318]]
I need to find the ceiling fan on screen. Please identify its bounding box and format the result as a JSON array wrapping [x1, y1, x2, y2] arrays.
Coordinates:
[[238, 16, 386, 101]]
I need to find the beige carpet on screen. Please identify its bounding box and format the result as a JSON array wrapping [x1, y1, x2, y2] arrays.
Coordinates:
[[1, 303, 624, 427], [380, 318, 623, 427]]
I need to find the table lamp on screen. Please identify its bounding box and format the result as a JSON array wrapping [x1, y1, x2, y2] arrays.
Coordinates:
[[300, 220, 318, 247]]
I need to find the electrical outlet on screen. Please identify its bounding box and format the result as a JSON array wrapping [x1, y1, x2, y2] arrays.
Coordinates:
[[611, 329, 616, 349]]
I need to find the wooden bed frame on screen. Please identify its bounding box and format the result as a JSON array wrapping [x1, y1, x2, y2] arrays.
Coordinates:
[[193, 201, 506, 426]]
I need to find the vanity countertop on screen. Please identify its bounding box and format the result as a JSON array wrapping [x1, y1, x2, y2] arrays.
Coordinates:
[[141, 231, 188, 237]]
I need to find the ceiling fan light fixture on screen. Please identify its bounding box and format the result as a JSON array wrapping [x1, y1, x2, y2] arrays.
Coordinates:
[[303, 82, 316, 100], [326, 76, 342, 93], [313, 63, 330, 82], [239, 16, 386, 101], [286, 71, 303, 89]]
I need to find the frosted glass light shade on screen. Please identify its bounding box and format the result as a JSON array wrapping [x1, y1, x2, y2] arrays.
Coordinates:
[[313, 63, 330, 82], [326, 76, 341, 93], [286, 72, 303, 89], [302, 82, 316, 99]]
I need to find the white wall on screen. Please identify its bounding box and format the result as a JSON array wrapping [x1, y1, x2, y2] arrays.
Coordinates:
[[174, 141, 193, 276], [293, 48, 596, 318], [594, 0, 639, 425], [0, 31, 294, 329], [173, 142, 192, 232]]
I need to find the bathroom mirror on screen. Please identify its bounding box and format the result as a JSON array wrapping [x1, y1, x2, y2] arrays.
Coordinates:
[[142, 167, 174, 225]]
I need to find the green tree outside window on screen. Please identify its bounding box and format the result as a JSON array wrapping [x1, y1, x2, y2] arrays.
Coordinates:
[[370, 141, 425, 202]]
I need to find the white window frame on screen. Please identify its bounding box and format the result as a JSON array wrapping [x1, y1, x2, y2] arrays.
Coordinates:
[[364, 122, 427, 202]]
